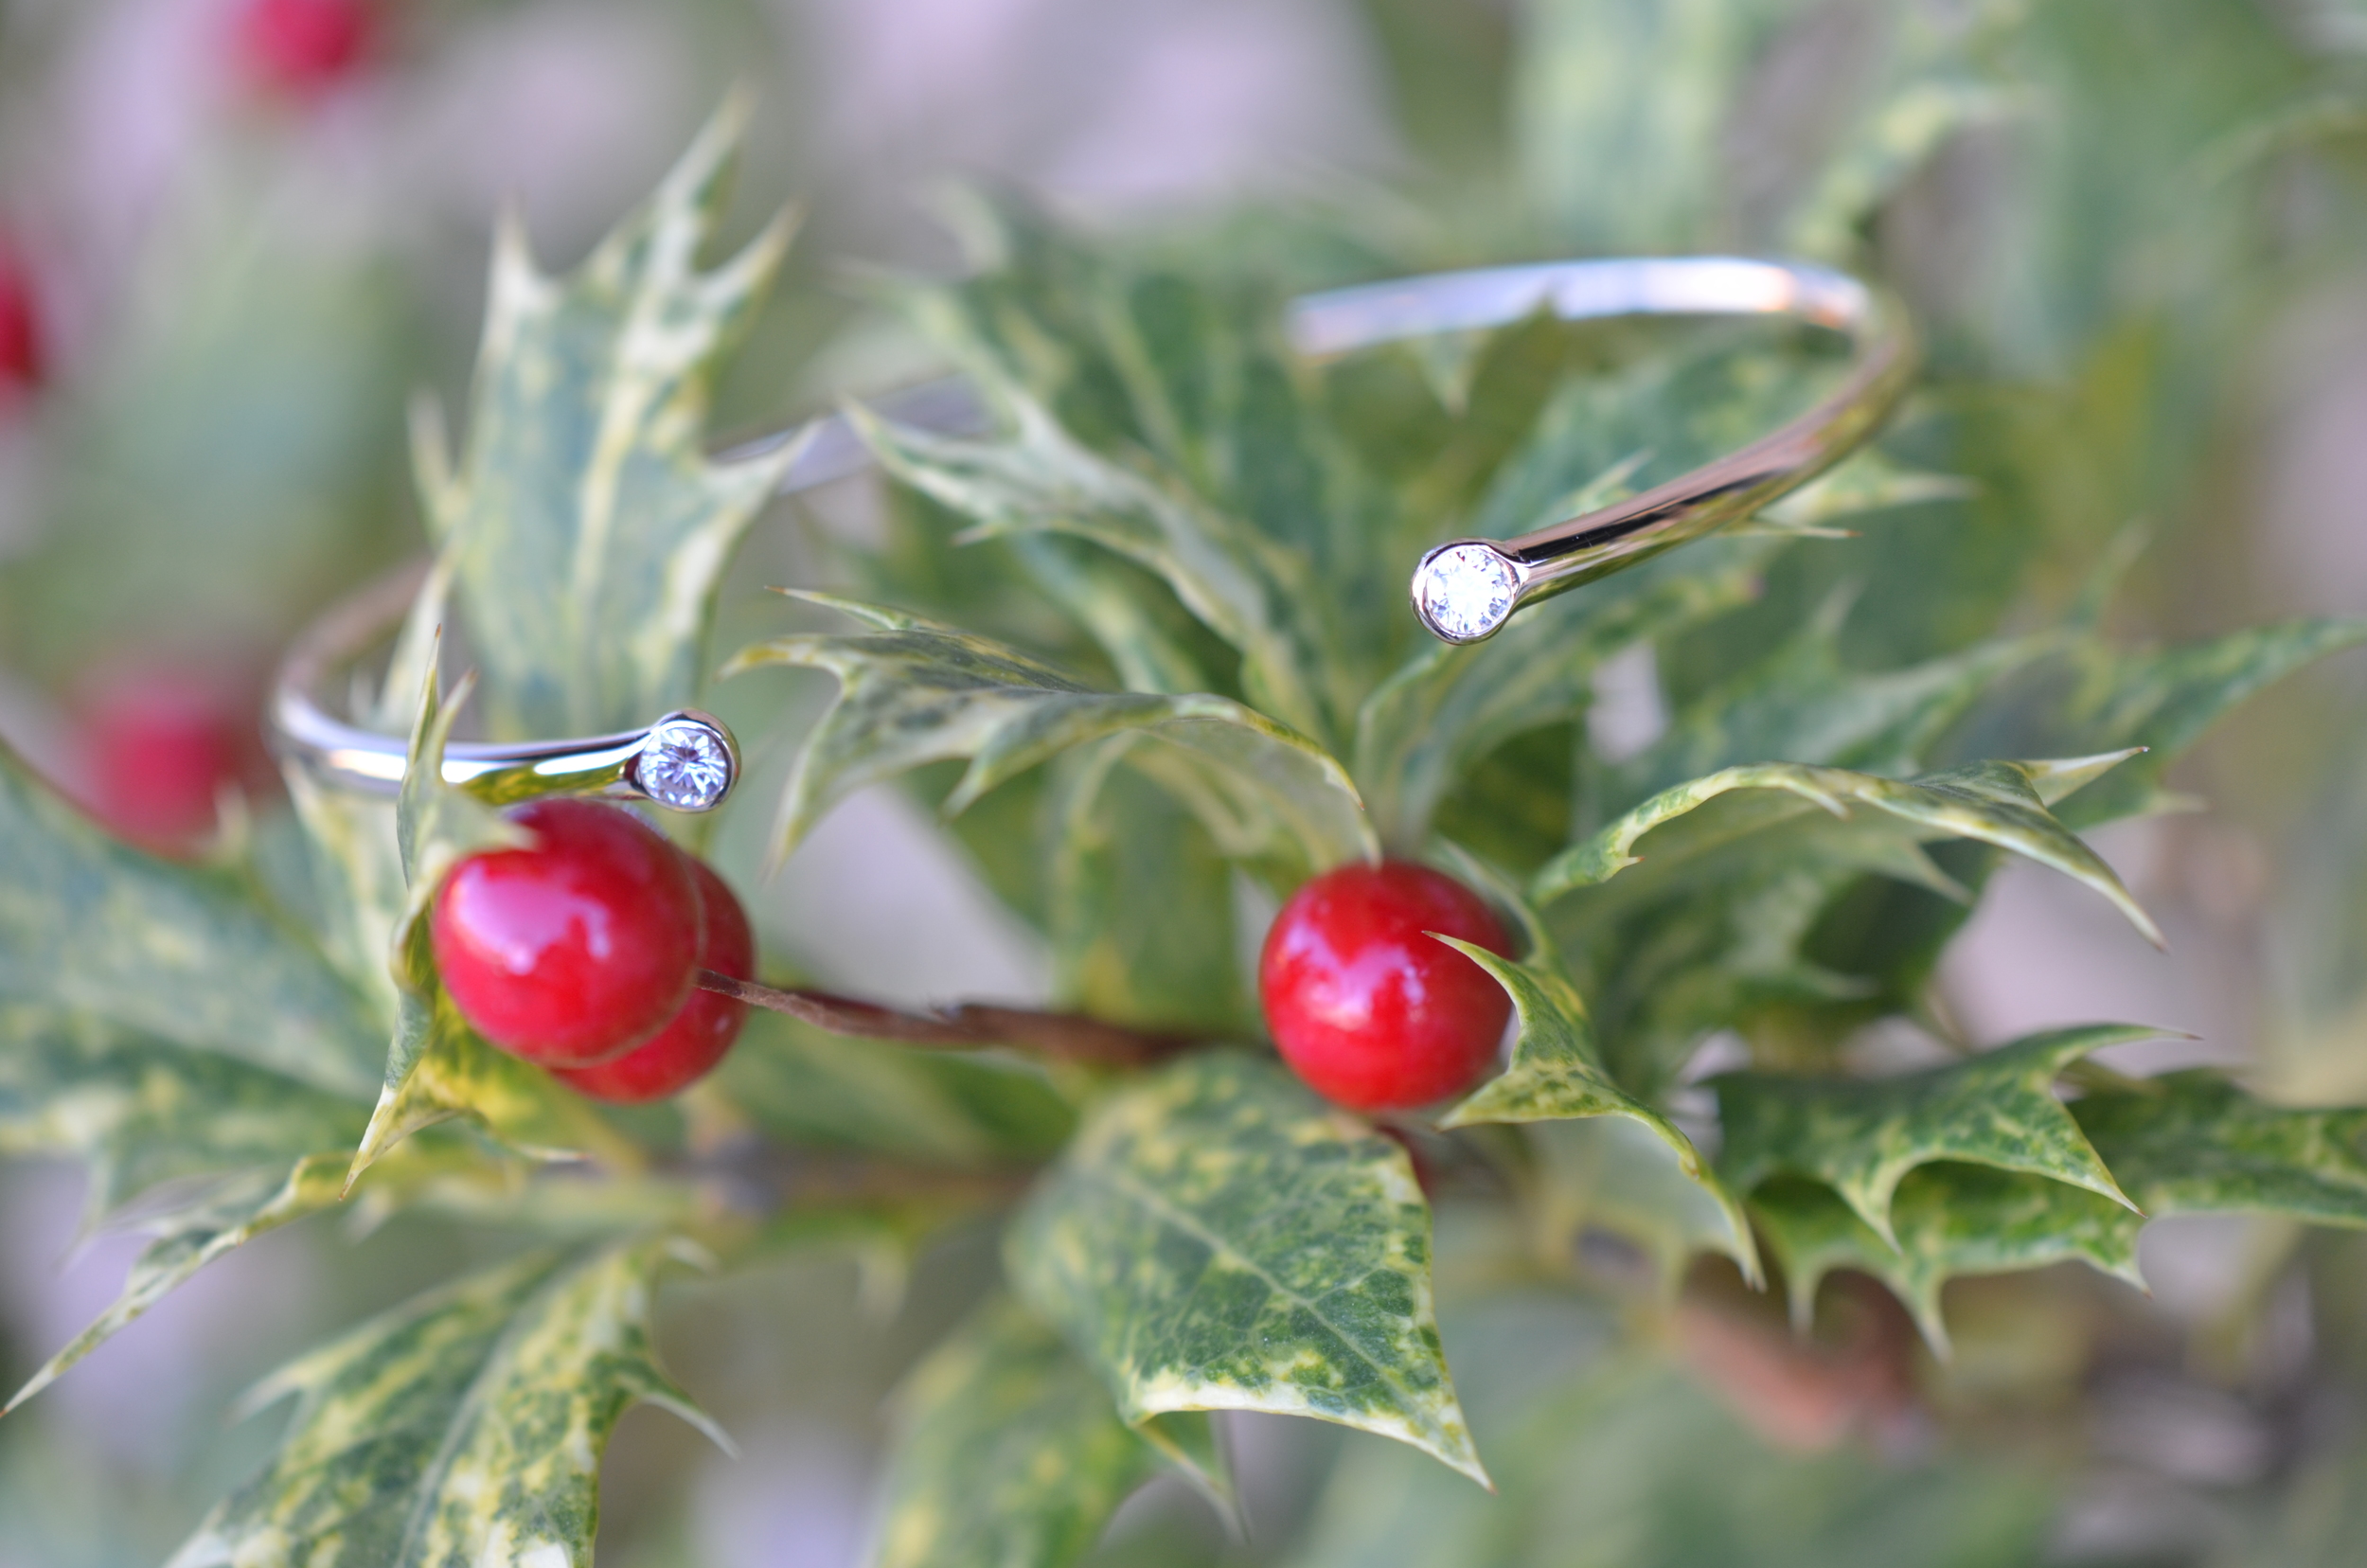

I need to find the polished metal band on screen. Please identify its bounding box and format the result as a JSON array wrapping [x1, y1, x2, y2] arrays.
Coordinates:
[[271, 564, 740, 812], [1285, 257, 1915, 643], [272, 255, 1913, 807]]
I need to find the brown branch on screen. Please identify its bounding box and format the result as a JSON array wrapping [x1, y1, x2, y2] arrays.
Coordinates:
[[696, 970, 1200, 1068]]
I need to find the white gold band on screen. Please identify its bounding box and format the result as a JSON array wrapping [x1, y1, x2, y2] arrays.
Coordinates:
[[272, 255, 1913, 806]]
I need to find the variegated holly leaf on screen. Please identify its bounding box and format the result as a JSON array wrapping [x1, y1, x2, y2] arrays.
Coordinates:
[[418, 99, 799, 740], [727, 596, 1373, 877], [0, 741, 382, 1096], [1609, 611, 2046, 810], [170, 1239, 716, 1568], [348, 668, 627, 1182], [1353, 560, 1757, 851], [871, 1298, 1212, 1568], [1534, 755, 2159, 948], [1435, 941, 1757, 1283], [9, 1153, 353, 1414], [1714, 1024, 2159, 1245], [1045, 742, 1249, 1033], [1749, 1167, 2145, 1356], [847, 383, 1345, 747], [2050, 619, 2367, 827], [1006, 1052, 1485, 1485], [2073, 1072, 2367, 1225]]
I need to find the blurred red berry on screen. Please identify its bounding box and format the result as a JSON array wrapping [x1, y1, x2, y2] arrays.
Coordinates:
[[78, 670, 258, 849], [0, 243, 43, 395], [432, 799, 703, 1067], [556, 855, 755, 1103], [1259, 861, 1514, 1113], [233, 0, 378, 97]]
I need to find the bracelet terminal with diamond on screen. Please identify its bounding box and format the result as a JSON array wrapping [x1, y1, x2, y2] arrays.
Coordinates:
[[271, 256, 1912, 808]]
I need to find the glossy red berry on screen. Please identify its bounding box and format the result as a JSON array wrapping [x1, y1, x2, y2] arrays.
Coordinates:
[[0, 242, 43, 395], [233, 0, 377, 97], [1258, 861, 1514, 1113], [432, 799, 703, 1067], [555, 856, 754, 1103]]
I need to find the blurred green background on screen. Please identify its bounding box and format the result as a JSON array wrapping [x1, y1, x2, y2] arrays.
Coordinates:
[[4, 1, 2367, 1564]]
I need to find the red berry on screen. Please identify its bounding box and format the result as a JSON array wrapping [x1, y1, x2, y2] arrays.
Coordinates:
[[431, 799, 703, 1067], [555, 857, 754, 1103], [0, 243, 42, 394], [233, 0, 377, 97], [77, 668, 263, 850], [1258, 861, 1514, 1113]]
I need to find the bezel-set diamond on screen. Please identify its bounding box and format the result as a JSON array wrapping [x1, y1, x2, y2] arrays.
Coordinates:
[[1413, 543, 1522, 644], [633, 714, 737, 811]]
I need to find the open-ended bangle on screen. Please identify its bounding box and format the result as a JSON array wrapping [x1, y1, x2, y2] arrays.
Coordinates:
[[270, 255, 1914, 811]]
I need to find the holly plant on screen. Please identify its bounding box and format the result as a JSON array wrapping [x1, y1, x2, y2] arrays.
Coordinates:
[[8, 11, 2367, 1564]]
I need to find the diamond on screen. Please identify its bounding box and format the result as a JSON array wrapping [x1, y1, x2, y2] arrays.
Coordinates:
[[1415, 543, 1520, 642], [636, 717, 735, 811]]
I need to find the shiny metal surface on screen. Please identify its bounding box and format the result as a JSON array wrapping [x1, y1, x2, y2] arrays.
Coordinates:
[[1289, 257, 1914, 642], [272, 254, 1912, 800]]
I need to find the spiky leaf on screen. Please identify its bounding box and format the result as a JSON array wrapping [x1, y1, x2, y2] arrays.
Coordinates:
[[728, 597, 1372, 875], [1714, 1024, 2157, 1244], [170, 1240, 714, 1568], [0, 743, 381, 1096], [1748, 1167, 2145, 1356], [2054, 620, 2367, 826], [2073, 1072, 2367, 1225], [852, 386, 1344, 745], [1353, 561, 1757, 851], [871, 1299, 1192, 1568], [1436, 943, 1756, 1282], [1534, 754, 2161, 947], [418, 101, 798, 739], [1006, 1052, 1484, 1485]]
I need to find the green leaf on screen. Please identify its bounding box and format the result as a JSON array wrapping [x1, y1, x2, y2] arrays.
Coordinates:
[[727, 597, 1373, 876], [348, 668, 626, 1182], [1006, 1051, 1485, 1485], [9, 1153, 353, 1413], [1045, 744, 1248, 1034], [871, 1298, 1191, 1568], [1352, 561, 1758, 851], [1435, 942, 1757, 1284], [1534, 754, 2162, 946], [420, 98, 799, 739], [170, 1239, 715, 1568], [850, 383, 1346, 746], [2054, 619, 2367, 826], [1748, 1167, 2145, 1356], [2073, 1072, 2367, 1226], [1714, 1024, 2159, 1246], [1611, 610, 2045, 808], [0, 741, 381, 1096]]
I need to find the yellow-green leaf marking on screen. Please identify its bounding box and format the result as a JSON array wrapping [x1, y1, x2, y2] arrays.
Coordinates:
[[170, 1239, 714, 1568], [871, 1298, 1201, 1568], [1436, 942, 1758, 1285], [1714, 1024, 2158, 1246], [1534, 754, 2162, 948], [1006, 1052, 1486, 1485], [2073, 1071, 2367, 1225], [420, 99, 800, 739], [729, 597, 1373, 875], [1748, 1167, 2145, 1357]]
